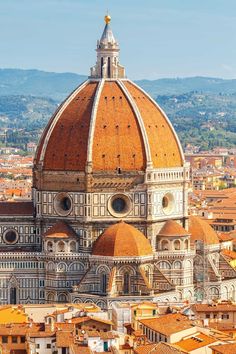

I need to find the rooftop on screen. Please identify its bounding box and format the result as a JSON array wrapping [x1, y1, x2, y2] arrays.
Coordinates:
[[139, 313, 194, 336]]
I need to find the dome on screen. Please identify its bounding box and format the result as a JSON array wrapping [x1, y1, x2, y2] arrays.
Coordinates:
[[92, 221, 153, 257], [189, 216, 219, 245], [35, 80, 184, 172], [43, 221, 77, 239], [158, 220, 190, 237], [34, 18, 184, 174]]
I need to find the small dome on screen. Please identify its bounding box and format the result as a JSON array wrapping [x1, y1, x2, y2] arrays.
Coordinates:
[[92, 221, 153, 257], [43, 221, 77, 239], [158, 220, 189, 237], [189, 216, 219, 245]]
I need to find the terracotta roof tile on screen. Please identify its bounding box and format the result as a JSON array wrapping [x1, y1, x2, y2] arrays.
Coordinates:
[[134, 342, 187, 354], [139, 313, 194, 336], [158, 220, 189, 237], [44, 221, 77, 239], [221, 249, 236, 260], [210, 343, 236, 354], [35, 79, 184, 173], [124, 81, 183, 168], [192, 303, 236, 312], [175, 332, 217, 351], [189, 216, 219, 245], [92, 81, 146, 171], [92, 221, 153, 257], [38, 81, 98, 171]]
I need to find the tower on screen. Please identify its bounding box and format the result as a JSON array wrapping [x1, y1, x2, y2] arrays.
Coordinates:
[[90, 15, 125, 79]]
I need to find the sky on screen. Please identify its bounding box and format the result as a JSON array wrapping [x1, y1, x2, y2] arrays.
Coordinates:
[[0, 0, 236, 79]]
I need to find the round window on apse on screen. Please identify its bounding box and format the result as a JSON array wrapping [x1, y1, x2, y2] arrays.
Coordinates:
[[54, 193, 73, 216], [162, 193, 174, 215], [3, 229, 18, 244], [108, 194, 132, 218]]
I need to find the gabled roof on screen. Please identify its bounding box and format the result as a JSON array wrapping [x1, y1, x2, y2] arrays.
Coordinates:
[[139, 313, 194, 336], [175, 332, 217, 351], [134, 342, 187, 354], [43, 221, 77, 239], [221, 249, 236, 260], [210, 343, 236, 354]]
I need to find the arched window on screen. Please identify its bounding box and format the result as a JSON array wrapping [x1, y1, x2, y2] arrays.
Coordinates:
[[69, 241, 76, 253], [123, 272, 130, 294], [100, 273, 107, 294], [184, 239, 189, 250], [161, 240, 169, 251], [173, 261, 181, 269], [159, 261, 171, 270], [173, 240, 181, 250], [47, 241, 53, 253], [57, 263, 67, 272], [101, 57, 104, 75], [145, 268, 150, 283], [58, 293, 67, 303], [57, 241, 65, 253], [186, 260, 192, 269], [209, 287, 219, 297], [47, 293, 55, 303]]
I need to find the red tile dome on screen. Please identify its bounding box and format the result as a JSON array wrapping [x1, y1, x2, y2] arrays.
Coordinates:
[[92, 221, 153, 257], [189, 216, 219, 245], [34, 79, 184, 172], [159, 220, 190, 237]]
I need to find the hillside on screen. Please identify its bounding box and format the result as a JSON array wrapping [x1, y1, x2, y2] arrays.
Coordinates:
[[1, 68, 236, 99], [0, 69, 236, 150], [157, 92, 236, 150], [0, 69, 86, 101], [137, 77, 236, 97]]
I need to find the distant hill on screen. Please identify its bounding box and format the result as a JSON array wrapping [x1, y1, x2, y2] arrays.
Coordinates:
[[1, 69, 236, 100], [0, 69, 236, 151], [0, 69, 87, 100], [136, 77, 236, 97], [0, 95, 56, 129], [157, 92, 236, 150]]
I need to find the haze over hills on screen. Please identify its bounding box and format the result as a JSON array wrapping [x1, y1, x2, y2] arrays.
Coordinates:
[[1, 68, 236, 99], [0, 69, 87, 101], [0, 68, 236, 150]]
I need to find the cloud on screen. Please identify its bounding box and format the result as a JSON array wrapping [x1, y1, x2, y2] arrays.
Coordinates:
[[221, 64, 233, 72]]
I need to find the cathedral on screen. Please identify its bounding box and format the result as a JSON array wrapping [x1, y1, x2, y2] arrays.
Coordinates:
[[0, 15, 235, 309]]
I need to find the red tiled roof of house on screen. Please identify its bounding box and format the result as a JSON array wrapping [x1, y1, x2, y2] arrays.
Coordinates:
[[210, 343, 236, 354], [139, 313, 194, 336], [175, 332, 217, 351], [192, 303, 236, 312]]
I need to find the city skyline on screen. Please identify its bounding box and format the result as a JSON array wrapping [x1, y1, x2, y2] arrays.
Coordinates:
[[0, 0, 236, 79]]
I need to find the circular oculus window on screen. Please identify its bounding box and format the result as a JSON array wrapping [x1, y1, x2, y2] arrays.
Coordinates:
[[162, 193, 174, 215], [3, 229, 18, 244], [54, 193, 72, 216], [108, 194, 132, 217]]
